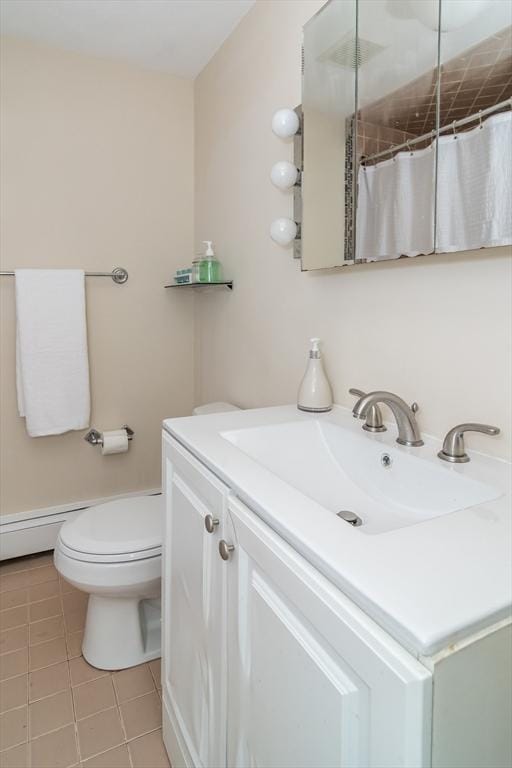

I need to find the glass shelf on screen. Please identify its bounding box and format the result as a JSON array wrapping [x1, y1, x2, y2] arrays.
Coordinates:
[[165, 281, 233, 290]]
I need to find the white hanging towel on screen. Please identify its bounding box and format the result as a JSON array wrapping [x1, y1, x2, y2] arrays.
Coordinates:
[[15, 269, 91, 437], [436, 111, 512, 253]]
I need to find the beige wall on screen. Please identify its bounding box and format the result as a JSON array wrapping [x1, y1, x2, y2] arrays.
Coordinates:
[[194, 0, 512, 460], [1, 0, 510, 522], [0, 38, 195, 515]]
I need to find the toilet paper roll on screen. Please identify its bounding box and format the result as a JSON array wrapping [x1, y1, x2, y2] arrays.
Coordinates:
[[101, 429, 129, 455]]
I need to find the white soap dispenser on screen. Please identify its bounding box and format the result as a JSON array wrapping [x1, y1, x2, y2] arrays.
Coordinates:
[[297, 338, 333, 413]]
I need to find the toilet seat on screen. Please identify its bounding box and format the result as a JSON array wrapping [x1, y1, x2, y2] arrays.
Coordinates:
[[58, 494, 163, 563], [57, 539, 162, 564]]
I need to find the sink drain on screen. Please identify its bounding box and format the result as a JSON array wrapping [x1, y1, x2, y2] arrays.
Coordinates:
[[381, 453, 392, 468], [337, 510, 362, 527]]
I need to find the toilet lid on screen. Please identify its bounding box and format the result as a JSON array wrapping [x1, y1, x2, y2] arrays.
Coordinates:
[[59, 494, 163, 558]]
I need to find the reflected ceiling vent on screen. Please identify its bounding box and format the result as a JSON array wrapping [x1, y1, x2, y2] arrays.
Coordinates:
[[318, 34, 386, 69]]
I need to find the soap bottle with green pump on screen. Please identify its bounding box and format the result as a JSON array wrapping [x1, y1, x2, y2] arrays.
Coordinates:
[[297, 338, 333, 412], [199, 241, 222, 283]]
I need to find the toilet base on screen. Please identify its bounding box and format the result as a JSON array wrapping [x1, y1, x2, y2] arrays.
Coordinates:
[[82, 595, 161, 670]]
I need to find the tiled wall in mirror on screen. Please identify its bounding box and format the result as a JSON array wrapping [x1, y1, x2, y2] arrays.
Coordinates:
[[436, 1, 511, 255]]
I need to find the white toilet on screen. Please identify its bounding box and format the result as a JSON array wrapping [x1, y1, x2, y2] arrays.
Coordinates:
[[54, 494, 163, 670], [54, 402, 239, 670]]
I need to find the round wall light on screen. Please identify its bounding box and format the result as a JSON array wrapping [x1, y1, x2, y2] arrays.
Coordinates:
[[270, 218, 298, 245], [271, 108, 300, 138], [270, 161, 300, 190]]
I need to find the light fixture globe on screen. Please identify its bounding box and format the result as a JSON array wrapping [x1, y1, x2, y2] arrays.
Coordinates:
[[270, 218, 298, 246], [270, 161, 299, 190], [271, 109, 300, 138]]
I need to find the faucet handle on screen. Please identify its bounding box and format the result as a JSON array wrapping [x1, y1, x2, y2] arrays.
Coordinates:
[[349, 388, 386, 433], [438, 423, 500, 463]]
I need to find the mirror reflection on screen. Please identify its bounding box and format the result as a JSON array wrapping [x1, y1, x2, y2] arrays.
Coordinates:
[[302, 0, 357, 269], [301, 0, 512, 271], [436, 1, 511, 254], [355, 0, 440, 263]]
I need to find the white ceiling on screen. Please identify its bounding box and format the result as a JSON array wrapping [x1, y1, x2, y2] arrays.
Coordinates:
[[0, 0, 256, 78]]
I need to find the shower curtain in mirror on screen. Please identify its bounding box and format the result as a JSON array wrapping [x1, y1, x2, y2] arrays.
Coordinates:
[[356, 111, 512, 261]]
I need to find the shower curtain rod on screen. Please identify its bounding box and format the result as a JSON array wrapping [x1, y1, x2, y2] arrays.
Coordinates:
[[0, 267, 129, 284], [361, 97, 512, 165]]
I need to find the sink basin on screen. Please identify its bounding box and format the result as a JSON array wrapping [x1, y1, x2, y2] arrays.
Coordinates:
[[222, 419, 502, 535]]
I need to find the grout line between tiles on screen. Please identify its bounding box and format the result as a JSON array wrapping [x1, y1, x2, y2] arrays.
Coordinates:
[[0, 735, 29, 753], [28, 630, 67, 649], [77, 705, 125, 763], [28, 723, 76, 767], [6, 594, 45, 608], [28, 709, 75, 742], [81, 737, 134, 768], [115, 676, 131, 755], [2, 555, 166, 767], [0, 701, 27, 713], [125, 724, 162, 743], [71, 679, 158, 723], [78, 720, 163, 766], [127, 721, 135, 768], [27, 665, 71, 703], [59, 580, 80, 768], [25, 631, 30, 767]]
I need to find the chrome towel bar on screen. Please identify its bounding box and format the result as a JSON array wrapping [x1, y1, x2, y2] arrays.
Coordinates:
[[0, 267, 128, 284]]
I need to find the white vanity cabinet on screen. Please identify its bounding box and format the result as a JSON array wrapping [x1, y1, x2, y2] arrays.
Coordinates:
[[162, 435, 229, 768], [162, 432, 511, 768], [163, 434, 431, 767], [224, 496, 431, 768]]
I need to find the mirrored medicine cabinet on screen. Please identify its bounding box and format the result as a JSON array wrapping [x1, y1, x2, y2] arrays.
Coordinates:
[[298, 0, 512, 270]]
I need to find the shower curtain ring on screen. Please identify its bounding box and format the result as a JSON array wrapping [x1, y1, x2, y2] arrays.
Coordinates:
[[479, 110, 483, 129], [452, 120, 458, 139]]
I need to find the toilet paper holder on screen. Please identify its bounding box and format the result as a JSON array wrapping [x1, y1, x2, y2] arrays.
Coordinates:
[[84, 425, 134, 447]]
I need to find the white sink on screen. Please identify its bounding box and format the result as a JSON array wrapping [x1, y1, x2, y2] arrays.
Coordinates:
[[222, 419, 502, 535]]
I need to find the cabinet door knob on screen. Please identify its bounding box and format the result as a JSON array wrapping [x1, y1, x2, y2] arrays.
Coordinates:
[[218, 540, 235, 561], [204, 514, 219, 534]]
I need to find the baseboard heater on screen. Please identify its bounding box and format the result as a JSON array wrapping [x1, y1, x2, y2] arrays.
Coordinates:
[[0, 488, 161, 560]]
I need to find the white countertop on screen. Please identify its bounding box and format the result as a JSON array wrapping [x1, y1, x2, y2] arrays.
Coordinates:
[[163, 405, 512, 657]]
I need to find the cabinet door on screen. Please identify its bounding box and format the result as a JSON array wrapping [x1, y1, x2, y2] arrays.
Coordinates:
[[162, 435, 228, 768], [225, 497, 432, 768]]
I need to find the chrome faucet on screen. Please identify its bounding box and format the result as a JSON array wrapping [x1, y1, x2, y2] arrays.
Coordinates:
[[352, 390, 423, 447], [349, 388, 386, 433]]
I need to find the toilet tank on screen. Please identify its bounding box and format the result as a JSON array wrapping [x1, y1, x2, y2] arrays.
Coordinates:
[[193, 402, 240, 416]]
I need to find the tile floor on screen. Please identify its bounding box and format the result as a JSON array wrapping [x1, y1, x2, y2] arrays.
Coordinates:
[[0, 551, 170, 768]]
